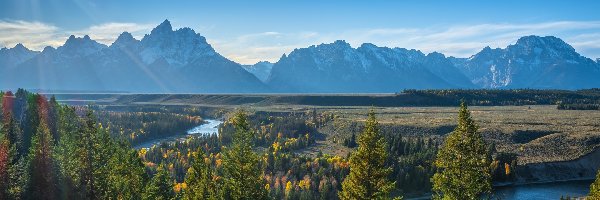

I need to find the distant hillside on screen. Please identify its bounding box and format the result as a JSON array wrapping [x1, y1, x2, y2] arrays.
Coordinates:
[[46, 89, 600, 107]]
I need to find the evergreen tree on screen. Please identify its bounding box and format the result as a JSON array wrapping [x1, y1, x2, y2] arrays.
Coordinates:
[[81, 111, 114, 199], [106, 141, 147, 200], [431, 102, 492, 200], [184, 148, 219, 200], [222, 110, 268, 200], [590, 169, 600, 199], [22, 94, 41, 155], [0, 126, 10, 197], [144, 164, 176, 200], [7, 150, 26, 199], [54, 106, 84, 199], [2, 93, 27, 199], [26, 121, 60, 200], [339, 110, 396, 200], [4, 114, 22, 157]]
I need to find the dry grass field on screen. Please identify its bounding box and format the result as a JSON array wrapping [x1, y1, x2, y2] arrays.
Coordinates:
[[51, 93, 600, 165], [254, 105, 600, 165]]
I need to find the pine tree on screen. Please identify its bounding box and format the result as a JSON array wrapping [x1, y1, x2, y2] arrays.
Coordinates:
[[54, 106, 84, 199], [7, 149, 26, 199], [590, 169, 600, 199], [339, 110, 396, 200], [26, 121, 59, 200], [144, 164, 176, 200], [222, 110, 268, 200], [0, 126, 10, 197], [184, 148, 219, 200], [432, 102, 491, 200], [81, 110, 114, 199], [106, 141, 147, 200], [22, 94, 41, 155]]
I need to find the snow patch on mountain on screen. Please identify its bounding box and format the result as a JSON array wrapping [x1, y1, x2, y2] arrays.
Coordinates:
[[243, 61, 274, 82], [139, 20, 217, 67]]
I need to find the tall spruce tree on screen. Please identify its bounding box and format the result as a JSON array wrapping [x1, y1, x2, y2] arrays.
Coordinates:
[[82, 110, 114, 199], [54, 105, 85, 198], [222, 110, 268, 200], [0, 126, 10, 198], [339, 110, 396, 200], [184, 148, 219, 200], [143, 164, 176, 200], [590, 169, 600, 199], [432, 102, 491, 200], [26, 121, 60, 200], [22, 94, 43, 155], [106, 141, 147, 200]]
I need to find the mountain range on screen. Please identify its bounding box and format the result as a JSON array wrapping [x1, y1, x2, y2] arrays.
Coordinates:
[[0, 20, 266, 93], [1, 20, 599, 93]]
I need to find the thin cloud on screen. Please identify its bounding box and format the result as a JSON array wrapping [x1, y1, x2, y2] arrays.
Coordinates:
[[72, 22, 154, 44], [214, 20, 600, 64], [0, 20, 153, 50], [2, 20, 600, 64], [0, 20, 62, 50]]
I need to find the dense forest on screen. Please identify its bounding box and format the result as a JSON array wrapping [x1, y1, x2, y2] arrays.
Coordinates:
[[93, 108, 203, 145], [402, 89, 600, 106], [2, 89, 600, 199]]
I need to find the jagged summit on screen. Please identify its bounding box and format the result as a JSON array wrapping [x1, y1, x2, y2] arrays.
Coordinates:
[[13, 43, 27, 50], [269, 40, 474, 92], [456, 35, 599, 89], [111, 32, 139, 48], [512, 35, 576, 55], [59, 35, 107, 57], [0, 42, 38, 67], [0, 19, 266, 93], [1, 21, 599, 92], [151, 19, 173, 35], [139, 20, 216, 66], [325, 40, 352, 48]]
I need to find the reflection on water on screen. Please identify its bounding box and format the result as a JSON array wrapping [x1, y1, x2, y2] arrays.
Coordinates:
[[187, 119, 222, 135], [493, 180, 593, 200], [135, 119, 223, 149]]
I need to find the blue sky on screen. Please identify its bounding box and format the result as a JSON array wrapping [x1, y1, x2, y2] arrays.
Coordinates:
[[1, 0, 600, 64]]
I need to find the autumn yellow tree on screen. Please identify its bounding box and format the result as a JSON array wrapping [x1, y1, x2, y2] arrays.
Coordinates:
[[590, 169, 600, 199]]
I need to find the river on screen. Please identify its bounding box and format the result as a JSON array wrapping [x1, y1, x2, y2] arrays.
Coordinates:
[[135, 120, 594, 199], [492, 179, 593, 199], [134, 119, 223, 149]]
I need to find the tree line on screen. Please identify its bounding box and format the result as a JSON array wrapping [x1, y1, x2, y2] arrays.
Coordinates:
[[3, 89, 599, 199]]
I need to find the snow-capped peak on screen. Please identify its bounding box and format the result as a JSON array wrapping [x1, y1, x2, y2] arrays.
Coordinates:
[[513, 35, 576, 56], [138, 19, 216, 67]]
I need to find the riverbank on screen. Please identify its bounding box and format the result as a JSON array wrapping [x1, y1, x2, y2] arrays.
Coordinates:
[[510, 148, 600, 185], [134, 119, 223, 149]]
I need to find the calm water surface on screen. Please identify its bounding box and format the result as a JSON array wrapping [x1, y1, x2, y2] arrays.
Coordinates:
[[493, 180, 593, 200], [135, 119, 222, 149]]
